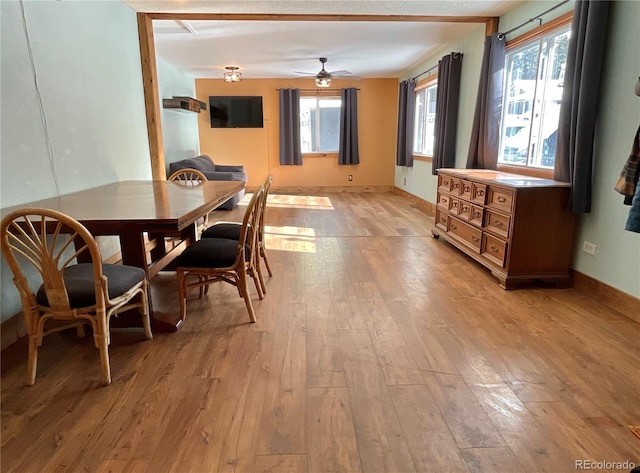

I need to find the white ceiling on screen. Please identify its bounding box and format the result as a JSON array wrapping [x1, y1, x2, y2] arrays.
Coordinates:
[[124, 0, 522, 80]]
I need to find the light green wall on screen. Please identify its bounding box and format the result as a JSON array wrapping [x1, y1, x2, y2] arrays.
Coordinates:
[[156, 57, 201, 174], [395, 0, 640, 298], [0, 0, 151, 322]]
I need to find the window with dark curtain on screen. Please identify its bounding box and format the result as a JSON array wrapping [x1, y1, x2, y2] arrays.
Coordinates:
[[279, 88, 302, 165], [432, 52, 463, 175], [554, 0, 610, 214], [396, 80, 416, 167], [338, 88, 359, 165], [465, 33, 506, 170]]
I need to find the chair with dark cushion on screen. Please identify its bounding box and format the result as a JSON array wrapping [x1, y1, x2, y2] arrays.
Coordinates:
[[0, 208, 152, 386], [174, 186, 264, 323], [201, 175, 273, 294], [168, 155, 246, 209]]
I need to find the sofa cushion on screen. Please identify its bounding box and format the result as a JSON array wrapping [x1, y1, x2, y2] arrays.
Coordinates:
[[169, 155, 216, 175]]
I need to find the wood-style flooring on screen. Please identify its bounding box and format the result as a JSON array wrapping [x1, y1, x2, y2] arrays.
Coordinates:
[[2, 191, 639, 473]]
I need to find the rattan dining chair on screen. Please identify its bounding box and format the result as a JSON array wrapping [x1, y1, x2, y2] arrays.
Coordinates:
[[201, 175, 273, 294], [0, 208, 152, 386], [169, 168, 210, 235], [174, 186, 264, 323]]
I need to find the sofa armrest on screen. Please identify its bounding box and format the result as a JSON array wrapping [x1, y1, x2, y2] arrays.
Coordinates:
[[214, 164, 245, 173], [202, 171, 247, 182]]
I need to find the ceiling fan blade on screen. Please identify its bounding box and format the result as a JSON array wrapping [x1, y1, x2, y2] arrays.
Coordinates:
[[327, 70, 352, 76], [332, 74, 362, 80], [293, 71, 318, 75]]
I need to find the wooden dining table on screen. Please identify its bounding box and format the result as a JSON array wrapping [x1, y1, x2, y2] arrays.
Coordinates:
[[1, 179, 245, 332]]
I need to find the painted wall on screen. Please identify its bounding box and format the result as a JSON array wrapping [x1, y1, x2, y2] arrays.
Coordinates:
[[394, 0, 639, 299], [195, 78, 398, 188], [0, 0, 150, 322], [157, 57, 200, 175]]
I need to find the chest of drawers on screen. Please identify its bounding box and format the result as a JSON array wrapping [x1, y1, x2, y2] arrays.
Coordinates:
[[431, 169, 576, 289]]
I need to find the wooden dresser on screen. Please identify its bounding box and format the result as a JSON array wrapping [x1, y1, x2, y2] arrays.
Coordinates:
[[431, 169, 576, 289]]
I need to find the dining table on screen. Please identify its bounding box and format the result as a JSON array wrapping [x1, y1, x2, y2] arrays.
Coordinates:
[[0, 179, 245, 332]]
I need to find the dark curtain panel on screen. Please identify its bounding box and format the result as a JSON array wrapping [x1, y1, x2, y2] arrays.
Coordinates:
[[338, 88, 360, 165], [554, 0, 610, 214], [396, 80, 416, 167], [278, 88, 302, 165], [465, 33, 506, 170], [432, 52, 463, 175]]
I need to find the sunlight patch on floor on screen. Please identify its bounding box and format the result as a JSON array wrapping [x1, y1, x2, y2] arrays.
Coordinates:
[[264, 225, 317, 253], [267, 194, 334, 210]]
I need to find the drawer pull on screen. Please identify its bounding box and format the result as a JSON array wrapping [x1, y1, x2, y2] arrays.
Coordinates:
[[464, 186, 471, 192], [452, 202, 458, 208], [477, 190, 485, 196], [450, 224, 457, 230], [471, 235, 479, 242], [494, 221, 504, 227], [490, 246, 500, 253], [497, 196, 507, 203], [474, 212, 481, 218], [453, 183, 459, 189]]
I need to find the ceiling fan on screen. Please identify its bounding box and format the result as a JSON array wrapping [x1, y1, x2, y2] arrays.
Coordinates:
[[294, 57, 360, 87]]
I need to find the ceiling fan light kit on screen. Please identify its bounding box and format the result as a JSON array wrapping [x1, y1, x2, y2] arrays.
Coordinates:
[[223, 66, 242, 83], [294, 57, 358, 88]]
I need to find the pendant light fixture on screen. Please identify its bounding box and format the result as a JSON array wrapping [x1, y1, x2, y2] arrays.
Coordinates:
[[223, 66, 242, 83]]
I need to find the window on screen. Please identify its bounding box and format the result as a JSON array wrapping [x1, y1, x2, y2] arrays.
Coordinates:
[[413, 81, 438, 157], [300, 96, 341, 154], [498, 22, 571, 172]]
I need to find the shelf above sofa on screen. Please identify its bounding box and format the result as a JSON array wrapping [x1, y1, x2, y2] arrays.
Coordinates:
[[162, 96, 207, 113]]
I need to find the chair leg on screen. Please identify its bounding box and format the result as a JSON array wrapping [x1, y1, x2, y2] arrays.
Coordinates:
[[140, 283, 153, 340], [95, 333, 112, 385], [177, 269, 188, 322], [260, 245, 273, 277], [255, 253, 267, 296], [238, 268, 257, 323], [26, 335, 38, 386]]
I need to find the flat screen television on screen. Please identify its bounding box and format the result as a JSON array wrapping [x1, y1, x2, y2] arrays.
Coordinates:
[[209, 96, 264, 128]]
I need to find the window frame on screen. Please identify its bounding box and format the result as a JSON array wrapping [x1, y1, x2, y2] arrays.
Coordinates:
[[412, 74, 438, 163], [497, 11, 573, 178], [299, 90, 342, 158]]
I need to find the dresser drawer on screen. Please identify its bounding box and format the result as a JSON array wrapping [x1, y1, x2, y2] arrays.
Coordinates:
[[469, 205, 484, 227], [487, 187, 514, 213], [438, 174, 453, 192], [458, 200, 472, 221], [435, 209, 449, 231], [437, 192, 451, 210], [482, 233, 507, 267], [460, 180, 473, 200], [471, 183, 487, 205], [484, 210, 511, 239], [450, 196, 460, 214], [449, 216, 482, 252], [450, 177, 462, 195]]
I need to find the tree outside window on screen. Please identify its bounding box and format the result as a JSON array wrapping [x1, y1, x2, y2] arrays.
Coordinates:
[[498, 25, 570, 170], [300, 96, 341, 153], [413, 84, 438, 156]]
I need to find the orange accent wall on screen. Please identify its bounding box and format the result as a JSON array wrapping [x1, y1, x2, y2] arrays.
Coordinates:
[[195, 78, 398, 187]]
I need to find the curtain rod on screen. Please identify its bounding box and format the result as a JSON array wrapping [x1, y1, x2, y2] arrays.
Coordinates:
[[411, 52, 463, 81], [499, 0, 570, 38], [276, 88, 360, 91]]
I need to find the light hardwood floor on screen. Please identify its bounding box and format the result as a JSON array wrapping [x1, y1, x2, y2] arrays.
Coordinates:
[[2, 191, 639, 473]]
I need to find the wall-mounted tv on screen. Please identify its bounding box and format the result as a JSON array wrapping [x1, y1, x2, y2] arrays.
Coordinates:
[[209, 96, 264, 128]]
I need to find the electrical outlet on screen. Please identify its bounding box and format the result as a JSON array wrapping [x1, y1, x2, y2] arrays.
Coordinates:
[[582, 241, 597, 256], [348, 175, 353, 181], [403, 178, 407, 185]]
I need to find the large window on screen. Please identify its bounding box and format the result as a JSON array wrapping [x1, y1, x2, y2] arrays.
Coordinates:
[[300, 96, 341, 154], [498, 23, 571, 171], [413, 82, 438, 157]]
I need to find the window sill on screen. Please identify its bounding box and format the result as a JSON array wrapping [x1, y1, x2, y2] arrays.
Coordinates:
[[497, 164, 554, 179], [303, 152, 338, 158], [413, 154, 433, 163]]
